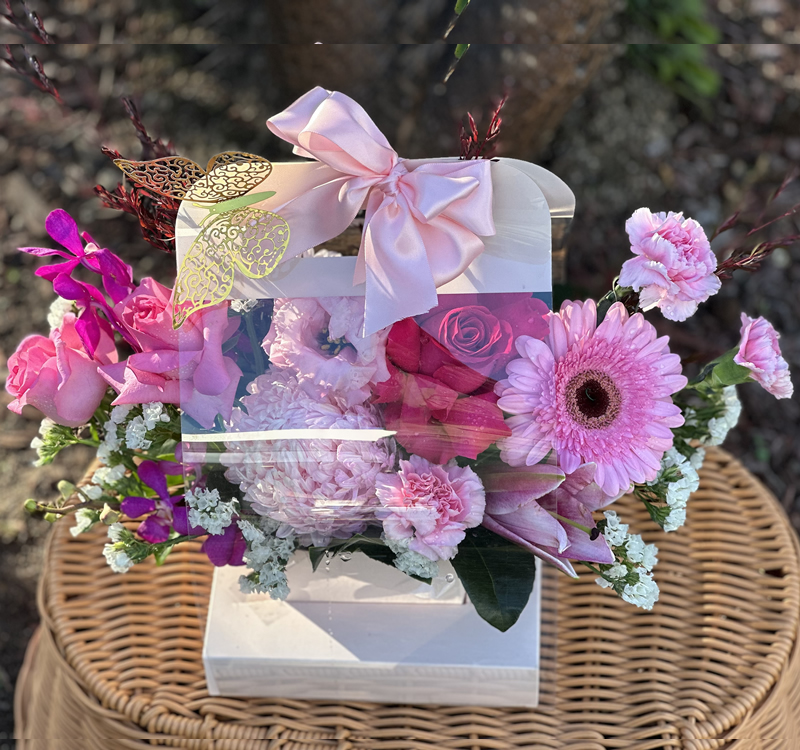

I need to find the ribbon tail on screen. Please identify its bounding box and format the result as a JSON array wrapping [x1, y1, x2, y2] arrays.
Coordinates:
[[362, 198, 439, 335]]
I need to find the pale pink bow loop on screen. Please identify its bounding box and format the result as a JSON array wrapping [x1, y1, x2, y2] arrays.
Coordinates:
[[265, 87, 496, 334]]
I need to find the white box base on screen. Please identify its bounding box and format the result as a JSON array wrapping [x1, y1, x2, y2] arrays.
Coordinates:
[[203, 552, 541, 707]]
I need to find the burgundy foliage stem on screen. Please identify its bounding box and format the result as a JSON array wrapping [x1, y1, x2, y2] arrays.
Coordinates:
[[459, 94, 507, 160]]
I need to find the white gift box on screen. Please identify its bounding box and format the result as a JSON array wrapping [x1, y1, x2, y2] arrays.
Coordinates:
[[193, 159, 571, 707], [203, 552, 542, 707]]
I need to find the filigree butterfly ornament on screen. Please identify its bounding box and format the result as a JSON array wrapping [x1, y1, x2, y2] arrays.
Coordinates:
[[114, 151, 290, 328]]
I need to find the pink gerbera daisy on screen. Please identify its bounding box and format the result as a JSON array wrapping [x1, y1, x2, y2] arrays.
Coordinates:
[[496, 300, 687, 496]]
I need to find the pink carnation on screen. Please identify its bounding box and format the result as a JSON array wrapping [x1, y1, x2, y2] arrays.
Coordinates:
[[734, 313, 793, 399], [375, 455, 485, 561], [619, 208, 721, 321], [262, 296, 389, 407], [496, 300, 687, 497], [221, 370, 395, 546]]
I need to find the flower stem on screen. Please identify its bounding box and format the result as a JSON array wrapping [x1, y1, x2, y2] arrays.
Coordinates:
[[581, 561, 604, 577], [245, 312, 265, 374]]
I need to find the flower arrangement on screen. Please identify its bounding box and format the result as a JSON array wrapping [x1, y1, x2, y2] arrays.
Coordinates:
[[7, 89, 794, 633]]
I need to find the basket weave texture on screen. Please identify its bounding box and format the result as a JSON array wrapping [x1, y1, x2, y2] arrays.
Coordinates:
[[14, 446, 800, 749]]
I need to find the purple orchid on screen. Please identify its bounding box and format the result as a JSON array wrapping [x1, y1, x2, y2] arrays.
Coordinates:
[[172, 498, 247, 567], [120, 459, 184, 544], [19, 210, 137, 355], [122, 459, 246, 566]]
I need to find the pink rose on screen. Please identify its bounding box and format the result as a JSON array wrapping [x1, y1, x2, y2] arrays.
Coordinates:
[[734, 313, 793, 399], [115, 277, 179, 352], [619, 208, 721, 321], [375, 454, 486, 561], [482, 462, 616, 577], [6, 313, 117, 427], [418, 293, 549, 379], [375, 318, 511, 463], [100, 286, 242, 428]]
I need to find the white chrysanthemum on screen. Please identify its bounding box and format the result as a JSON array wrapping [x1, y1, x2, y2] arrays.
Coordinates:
[[47, 297, 75, 330], [186, 487, 237, 535], [142, 402, 170, 430], [703, 386, 741, 446], [222, 370, 395, 547], [125, 416, 152, 450]]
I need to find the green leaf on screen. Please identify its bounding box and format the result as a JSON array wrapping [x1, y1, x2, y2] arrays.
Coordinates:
[[308, 546, 330, 572], [454, 0, 470, 14], [454, 43, 470, 59], [451, 526, 537, 632], [689, 348, 752, 390]]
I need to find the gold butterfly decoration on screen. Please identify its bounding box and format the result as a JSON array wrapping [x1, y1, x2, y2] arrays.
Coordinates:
[[114, 152, 290, 328]]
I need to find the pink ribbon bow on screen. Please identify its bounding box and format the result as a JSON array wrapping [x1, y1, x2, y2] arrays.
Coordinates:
[[264, 87, 496, 334]]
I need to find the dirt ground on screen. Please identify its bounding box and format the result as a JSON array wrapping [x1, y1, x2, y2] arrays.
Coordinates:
[[1, 37, 799, 746]]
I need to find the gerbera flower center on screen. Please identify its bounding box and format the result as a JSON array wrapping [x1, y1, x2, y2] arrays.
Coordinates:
[[566, 369, 621, 429]]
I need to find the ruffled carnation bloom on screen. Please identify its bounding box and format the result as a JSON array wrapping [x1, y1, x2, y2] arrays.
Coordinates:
[[734, 313, 793, 399], [482, 462, 616, 577], [6, 312, 118, 427], [497, 299, 687, 497], [375, 454, 485, 561], [262, 296, 389, 407], [619, 208, 721, 321], [221, 370, 395, 546]]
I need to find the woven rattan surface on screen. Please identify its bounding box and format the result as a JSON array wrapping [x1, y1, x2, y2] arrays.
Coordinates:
[[14, 446, 800, 749]]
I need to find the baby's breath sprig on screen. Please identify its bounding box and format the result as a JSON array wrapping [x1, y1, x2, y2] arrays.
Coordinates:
[[632, 446, 703, 532], [102, 523, 200, 573], [30, 417, 101, 467], [238, 517, 297, 600]]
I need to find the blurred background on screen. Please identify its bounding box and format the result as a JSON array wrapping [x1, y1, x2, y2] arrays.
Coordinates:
[[1, 0, 800, 743]]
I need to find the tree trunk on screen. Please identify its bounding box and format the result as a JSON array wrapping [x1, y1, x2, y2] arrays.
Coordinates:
[[266, 1, 623, 160]]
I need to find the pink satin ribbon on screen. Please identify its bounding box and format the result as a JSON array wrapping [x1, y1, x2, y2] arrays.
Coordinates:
[[265, 87, 496, 334]]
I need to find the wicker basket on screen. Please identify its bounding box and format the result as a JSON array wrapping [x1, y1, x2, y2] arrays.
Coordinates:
[[14, 446, 800, 749]]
